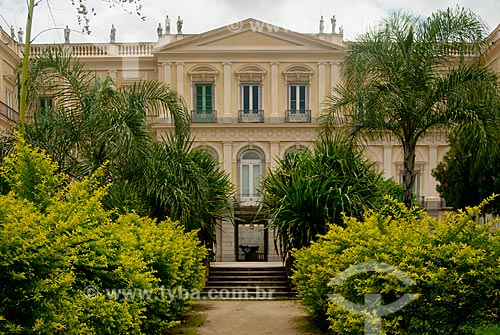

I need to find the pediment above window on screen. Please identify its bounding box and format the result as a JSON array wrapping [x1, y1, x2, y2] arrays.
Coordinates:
[[188, 65, 219, 82], [283, 64, 313, 83], [3, 74, 15, 85], [235, 64, 266, 82]]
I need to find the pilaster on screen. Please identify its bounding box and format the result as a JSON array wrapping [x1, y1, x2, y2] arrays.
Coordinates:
[[176, 62, 184, 97], [383, 145, 393, 180], [270, 141, 280, 170], [270, 62, 279, 122], [330, 61, 340, 88], [223, 62, 232, 122], [318, 62, 326, 116]]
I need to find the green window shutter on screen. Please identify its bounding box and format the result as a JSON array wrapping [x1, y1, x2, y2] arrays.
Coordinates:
[[252, 85, 259, 111], [299, 85, 306, 110], [195, 85, 203, 110], [290, 85, 297, 111], [243, 85, 250, 111], [205, 85, 212, 111]]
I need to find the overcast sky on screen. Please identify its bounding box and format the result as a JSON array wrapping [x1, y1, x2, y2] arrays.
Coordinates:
[[0, 0, 499, 44]]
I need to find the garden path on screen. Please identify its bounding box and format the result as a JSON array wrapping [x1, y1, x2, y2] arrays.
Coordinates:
[[197, 300, 308, 335]]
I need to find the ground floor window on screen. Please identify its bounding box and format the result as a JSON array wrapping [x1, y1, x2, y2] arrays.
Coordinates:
[[240, 150, 263, 198]]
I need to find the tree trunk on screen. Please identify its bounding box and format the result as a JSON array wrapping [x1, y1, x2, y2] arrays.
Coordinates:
[[402, 142, 416, 208], [18, 0, 35, 139]]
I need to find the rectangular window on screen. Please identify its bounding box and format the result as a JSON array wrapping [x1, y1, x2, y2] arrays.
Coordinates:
[[242, 165, 250, 197], [252, 164, 261, 196], [4, 89, 14, 119], [288, 84, 308, 112], [39, 97, 53, 110], [241, 84, 260, 112], [194, 84, 213, 111], [241, 163, 261, 198], [5, 90, 13, 108]]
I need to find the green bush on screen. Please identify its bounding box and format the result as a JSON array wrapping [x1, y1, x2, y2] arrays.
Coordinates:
[[475, 324, 500, 335], [0, 141, 206, 334], [292, 197, 500, 334], [261, 132, 388, 260]]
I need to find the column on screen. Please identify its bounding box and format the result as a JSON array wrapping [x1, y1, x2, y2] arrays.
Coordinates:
[[223, 141, 232, 177], [318, 62, 326, 116], [0, 57, 4, 99], [159, 62, 171, 85], [222, 140, 235, 261], [426, 144, 440, 215], [427, 145, 439, 197], [158, 63, 164, 83], [223, 62, 232, 122], [270, 141, 280, 170], [330, 61, 340, 88], [383, 145, 393, 180], [176, 62, 184, 97], [270, 62, 279, 122]]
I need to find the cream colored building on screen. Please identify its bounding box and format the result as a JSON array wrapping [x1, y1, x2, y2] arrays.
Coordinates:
[[1, 19, 500, 261], [0, 27, 21, 131]]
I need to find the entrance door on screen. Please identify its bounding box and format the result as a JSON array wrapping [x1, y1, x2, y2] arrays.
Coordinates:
[[235, 215, 267, 261]]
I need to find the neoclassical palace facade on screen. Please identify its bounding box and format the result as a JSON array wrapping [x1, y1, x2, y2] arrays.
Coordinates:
[[1, 18, 500, 261]]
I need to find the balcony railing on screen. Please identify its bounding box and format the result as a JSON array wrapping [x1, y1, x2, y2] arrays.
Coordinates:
[[238, 193, 262, 207], [238, 110, 264, 123], [285, 109, 311, 123], [0, 101, 19, 123], [30, 43, 155, 57], [191, 110, 217, 123]]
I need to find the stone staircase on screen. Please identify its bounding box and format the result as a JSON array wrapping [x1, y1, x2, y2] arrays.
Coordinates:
[[201, 264, 296, 300]]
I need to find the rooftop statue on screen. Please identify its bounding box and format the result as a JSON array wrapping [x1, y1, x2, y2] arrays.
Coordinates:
[[157, 23, 163, 37], [177, 16, 183, 34], [165, 15, 171, 34], [110, 24, 116, 43]]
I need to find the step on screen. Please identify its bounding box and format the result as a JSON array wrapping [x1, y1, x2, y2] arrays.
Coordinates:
[[203, 265, 295, 300], [209, 266, 286, 271], [209, 269, 287, 275], [207, 278, 288, 283], [206, 279, 288, 286], [203, 287, 291, 293], [198, 289, 296, 300], [208, 274, 286, 279]]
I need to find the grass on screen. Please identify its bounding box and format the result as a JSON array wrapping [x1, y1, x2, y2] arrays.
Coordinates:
[[164, 304, 208, 335], [474, 324, 500, 335]]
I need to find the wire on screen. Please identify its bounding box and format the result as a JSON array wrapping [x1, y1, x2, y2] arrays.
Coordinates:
[[46, 0, 63, 41]]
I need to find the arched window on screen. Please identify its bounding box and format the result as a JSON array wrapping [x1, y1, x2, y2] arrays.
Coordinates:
[[195, 145, 219, 163], [284, 144, 309, 157], [203, 146, 219, 163], [240, 149, 263, 199]]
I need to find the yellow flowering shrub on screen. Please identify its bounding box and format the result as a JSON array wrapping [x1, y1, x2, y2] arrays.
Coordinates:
[[292, 197, 500, 334]]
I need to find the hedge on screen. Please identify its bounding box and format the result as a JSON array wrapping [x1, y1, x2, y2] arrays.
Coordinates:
[[292, 197, 500, 334]]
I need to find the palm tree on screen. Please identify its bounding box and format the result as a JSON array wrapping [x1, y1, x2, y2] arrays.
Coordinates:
[[23, 48, 189, 178], [260, 132, 390, 262], [8, 47, 234, 247], [321, 7, 500, 207], [141, 138, 234, 246], [17, 0, 145, 139]]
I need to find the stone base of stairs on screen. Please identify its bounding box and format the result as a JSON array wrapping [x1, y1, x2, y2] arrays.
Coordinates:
[[200, 263, 296, 300]]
